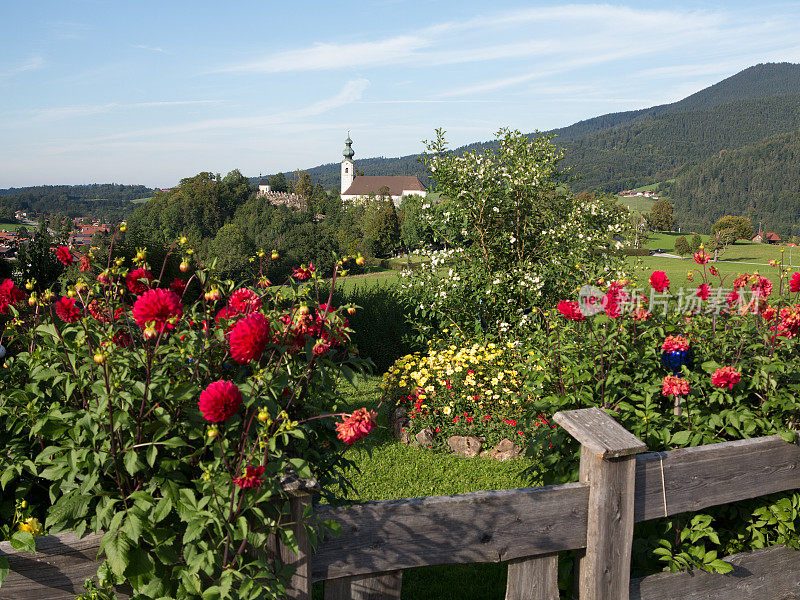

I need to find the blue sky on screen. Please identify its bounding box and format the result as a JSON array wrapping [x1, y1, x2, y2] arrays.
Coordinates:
[[2, 0, 800, 188]]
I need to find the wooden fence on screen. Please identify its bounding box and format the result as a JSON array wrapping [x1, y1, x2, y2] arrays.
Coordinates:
[[3, 407, 800, 600]]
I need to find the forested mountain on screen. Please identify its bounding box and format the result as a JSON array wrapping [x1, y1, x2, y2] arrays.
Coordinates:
[[288, 62, 800, 195], [0, 183, 155, 221], [663, 128, 800, 238]]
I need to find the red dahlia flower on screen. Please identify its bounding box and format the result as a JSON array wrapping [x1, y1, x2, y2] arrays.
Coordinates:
[[751, 276, 773, 299], [55, 246, 74, 266], [292, 262, 316, 281], [661, 335, 689, 352], [132, 288, 182, 332], [229, 312, 271, 364], [649, 271, 670, 292], [170, 278, 187, 296], [662, 375, 690, 397], [711, 366, 741, 390], [732, 273, 750, 290], [228, 288, 261, 315], [693, 250, 710, 265], [791, 272, 800, 293], [55, 297, 81, 322], [112, 329, 133, 348], [336, 407, 377, 445], [198, 380, 243, 422], [696, 284, 711, 300], [126, 268, 154, 294], [233, 465, 265, 489], [556, 300, 585, 321], [0, 279, 25, 314]]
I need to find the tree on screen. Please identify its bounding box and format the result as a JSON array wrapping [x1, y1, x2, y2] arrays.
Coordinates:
[[674, 235, 690, 255], [712, 215, 753, 242], [362, 198, 400, 258], [267, 172, 288, 193], [648, 199, 676, 231], [294, 171, 314, 205], [212, 222, 254, 280], [15, 220, 65, 292], [689, 234, 703, 252]]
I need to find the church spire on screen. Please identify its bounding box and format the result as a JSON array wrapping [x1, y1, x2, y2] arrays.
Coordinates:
[[343, 132, 354, 159]]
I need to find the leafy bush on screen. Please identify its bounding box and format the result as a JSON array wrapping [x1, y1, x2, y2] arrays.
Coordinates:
[[0, 238, 375, 599], [332, 281, 414, 373], [525, 259, 800, 575], [402, 128, 630, 342]]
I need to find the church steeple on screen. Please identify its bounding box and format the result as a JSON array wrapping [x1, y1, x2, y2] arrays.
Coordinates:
[[343, 133, 354, 159], [341, 133, 355, 195]]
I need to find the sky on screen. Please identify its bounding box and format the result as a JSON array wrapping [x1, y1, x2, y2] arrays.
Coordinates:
[[2, 0, 800, 189]]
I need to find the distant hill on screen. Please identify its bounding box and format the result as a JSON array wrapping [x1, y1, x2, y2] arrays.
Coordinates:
[[0, 183, 156, 221], [663, 128, 800, 238], [284, 62, 800, 197]]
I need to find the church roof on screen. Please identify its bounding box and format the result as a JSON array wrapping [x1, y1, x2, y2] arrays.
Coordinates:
[[342, 176, 426, 197]]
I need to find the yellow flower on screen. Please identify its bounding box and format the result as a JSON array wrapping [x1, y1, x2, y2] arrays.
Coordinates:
[[18, 517, 43, 537]]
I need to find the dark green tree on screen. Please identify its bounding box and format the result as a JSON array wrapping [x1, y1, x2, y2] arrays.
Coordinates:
[[690, 234, 703, 252], [267, 172, 288, 193], [712, 215, 753, 242], [15, 220, 65, 292], [362, 198, 400, 258], [674, 235, 690, 255], [648, 199, 676, 231]]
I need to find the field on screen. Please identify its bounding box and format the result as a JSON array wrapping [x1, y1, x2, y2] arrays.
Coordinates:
[[0, 222, 32, 231], [629, 232, 797, 292], [616, 180, 674, 214]]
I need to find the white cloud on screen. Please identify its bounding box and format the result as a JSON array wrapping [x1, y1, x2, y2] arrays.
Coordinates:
[[133, 44, 166, 53], [41, 79, 370, 152], [216, 37, 429, 73], [8, 100, 222, 125], [0, 55, 44, 79]]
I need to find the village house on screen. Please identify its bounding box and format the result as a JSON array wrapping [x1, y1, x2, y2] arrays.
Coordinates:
[[339, 136, 427, 205], [752, 232, 782, 244]]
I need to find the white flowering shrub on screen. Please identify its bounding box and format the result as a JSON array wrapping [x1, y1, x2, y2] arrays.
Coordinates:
[[402, 128, 630, 341]]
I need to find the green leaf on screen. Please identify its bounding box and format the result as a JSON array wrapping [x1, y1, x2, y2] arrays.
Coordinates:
[[123, 450, 141, 475], [0, 555, 9, 586], [151, 496, 172, 524], [101, 531, 131, 578], [671, 430, 691, 446], [708, 559, 734, 574], [124, 548, 154, 578], [10, 530, 35, 553], [780, 430, 797, 444]]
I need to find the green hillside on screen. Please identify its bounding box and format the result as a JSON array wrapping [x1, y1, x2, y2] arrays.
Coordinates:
[[287, 62, 800, 193], [665, 127, 800, 237]]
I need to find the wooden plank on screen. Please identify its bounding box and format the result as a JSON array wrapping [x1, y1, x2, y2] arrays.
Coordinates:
[[505, 554, 559, 600], [630, 545, 800, 600], [324, 571, 402, 600], [283, 494, 313, 599], [554, 408, 648, 459], [0, 531, 129, 600], [634, 435, 800, 522], [575, 450, 639, 600], [312, 482, 590, 582]]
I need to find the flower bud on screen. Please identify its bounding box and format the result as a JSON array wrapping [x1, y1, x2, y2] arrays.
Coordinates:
[[356, 255, 365, 266], [347, 307, 356, 315], [94, 353, 105, 364], [180, 261, 190, 272], [143, 325, 158, 340], [119, 224, 126, 232], [207, 427, 218, 439], [271, 250, 279, 260]]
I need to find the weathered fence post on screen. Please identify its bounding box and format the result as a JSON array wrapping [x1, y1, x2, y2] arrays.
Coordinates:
[[278, 475, 319, 600], [554, 408, 647, 600], [324, 571, 403, 600], [505, 552, 559, 600]]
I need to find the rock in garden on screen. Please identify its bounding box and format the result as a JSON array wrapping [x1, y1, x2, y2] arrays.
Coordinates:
[[447, 435, 483, 458], [391, 407, 409, 442], [414, 426, 436, 447], [486, 438, 523, 461]]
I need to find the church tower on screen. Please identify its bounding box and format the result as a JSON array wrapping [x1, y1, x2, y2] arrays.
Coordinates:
[[341, 134, 355, 195]]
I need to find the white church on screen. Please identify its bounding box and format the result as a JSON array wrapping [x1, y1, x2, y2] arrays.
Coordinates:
[[340, 135, 427, 205]]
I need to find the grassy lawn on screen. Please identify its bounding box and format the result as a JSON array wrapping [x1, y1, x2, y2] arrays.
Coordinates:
[[313, 375, 537, 599], [334, 269, 402, 292], [0, 222, 32, 231], [617, 195, 656, 214]]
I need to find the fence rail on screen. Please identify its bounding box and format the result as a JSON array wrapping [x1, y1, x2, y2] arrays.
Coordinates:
[[2, 408, 800, 600]]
